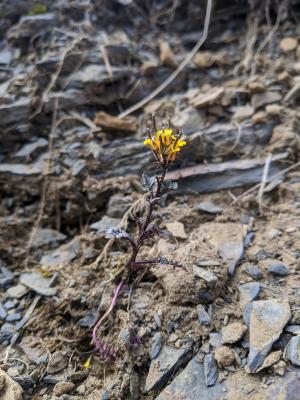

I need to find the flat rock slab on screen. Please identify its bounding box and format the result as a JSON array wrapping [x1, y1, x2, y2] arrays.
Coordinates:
[[31, 228, 66, 248], [0, 158, 47, 176], [20, 272, 56, 296], [247, 299, 291, 373], [90, 216, 121, 233], [145, 345, 192, 392], [166, 152, 289, 196], [40, 237, 80, 267], [155, 357, 225, 400]]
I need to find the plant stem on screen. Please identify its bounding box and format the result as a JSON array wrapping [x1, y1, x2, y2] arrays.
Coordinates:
[[127, 165, 167, 269], [92, 280, 124, 358]]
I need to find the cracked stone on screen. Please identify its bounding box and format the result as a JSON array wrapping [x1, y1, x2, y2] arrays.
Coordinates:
[[155, 357, 225, 400], [247, 299, 290, 373], [145, 345, 192, 392]]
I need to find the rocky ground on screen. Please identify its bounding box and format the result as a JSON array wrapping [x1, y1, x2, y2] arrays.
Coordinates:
[[1, 0, 300, 399]]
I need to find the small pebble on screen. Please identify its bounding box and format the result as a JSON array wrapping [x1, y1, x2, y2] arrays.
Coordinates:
[[221, 322, 247, 344], [6, 313, 22, 322], [53, 381, 75, 396], [245, 264, 263, 280], [214, 346, 235, 368], [4, 300, 15, 310], [268, 262, 289, 277], [197, 305, 211, 326]]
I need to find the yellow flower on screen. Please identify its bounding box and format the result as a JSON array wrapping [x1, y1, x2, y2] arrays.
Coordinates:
[[83, 356, 92, 369], [144, 124, 186, 166]]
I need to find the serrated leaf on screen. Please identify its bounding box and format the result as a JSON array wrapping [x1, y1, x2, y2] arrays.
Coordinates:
[[105, 228, 130, 239], [142, 174, 157, 190]]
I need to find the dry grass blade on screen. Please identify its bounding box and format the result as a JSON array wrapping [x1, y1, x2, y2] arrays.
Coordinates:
[[118, 0, 213, 118], [257, 154, 272, 214], [229, 160, 300, 207]]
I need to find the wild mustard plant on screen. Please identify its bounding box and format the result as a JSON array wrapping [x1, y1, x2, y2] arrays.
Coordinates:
[[92, 115, 186, 361]]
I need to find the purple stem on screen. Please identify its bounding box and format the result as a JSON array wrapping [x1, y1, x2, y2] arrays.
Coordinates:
[[92, 280, 124, 360]]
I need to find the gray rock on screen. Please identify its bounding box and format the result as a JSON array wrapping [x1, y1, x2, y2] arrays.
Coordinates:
[[68, 64, 134, 86], [0, 47, 12, 64], [107, 194, 132, 218], [71, 159, 86, 176], [31, 228, 66, 248], [0, 302, 7, 319], [251, 92, 282, 109], [15, 138, 48, 158], [7, 284, 29, 299], [6, 313, 22, 322], [254, 249, 274, 260], [197, 305, 212, 326], [1, 266, 14, 280], [90, 216, 121, 233], [285, 325, 300, 335], [150, 332, 162, 360], [155, 357, 225, 400], [0, 98, 30, 128], [0, 322, 16, 342], [285, 335, 300, 366], [4, 300, 15, 309], [193, 266, 218, 288], [77, 313, 97, 328], [44, 90, 89, 112], [204, 354, 218, 387], [247, 299, 291, 373], [209, 332, 222, 348], [171, 106, 205, 133], [219, 241, 244, 275], [14, 374, 36, 389], [0, 156, 47, 176], [20, 272, 56, 296], [195, 201, 223, 214], [243, 303, 254, 327], [145, 345, 192, 392], [9, 13, 57, 40], [245, 264, 263, 280], [238, 282, 261, 309], [47, 351, 69, 374], [268, 262, 289, 277], [266, 371, 300, 400], [41, 237, 80, 267]]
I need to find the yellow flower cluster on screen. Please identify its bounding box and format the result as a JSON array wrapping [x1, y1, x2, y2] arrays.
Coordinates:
[[144, 128, 186, 166]]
